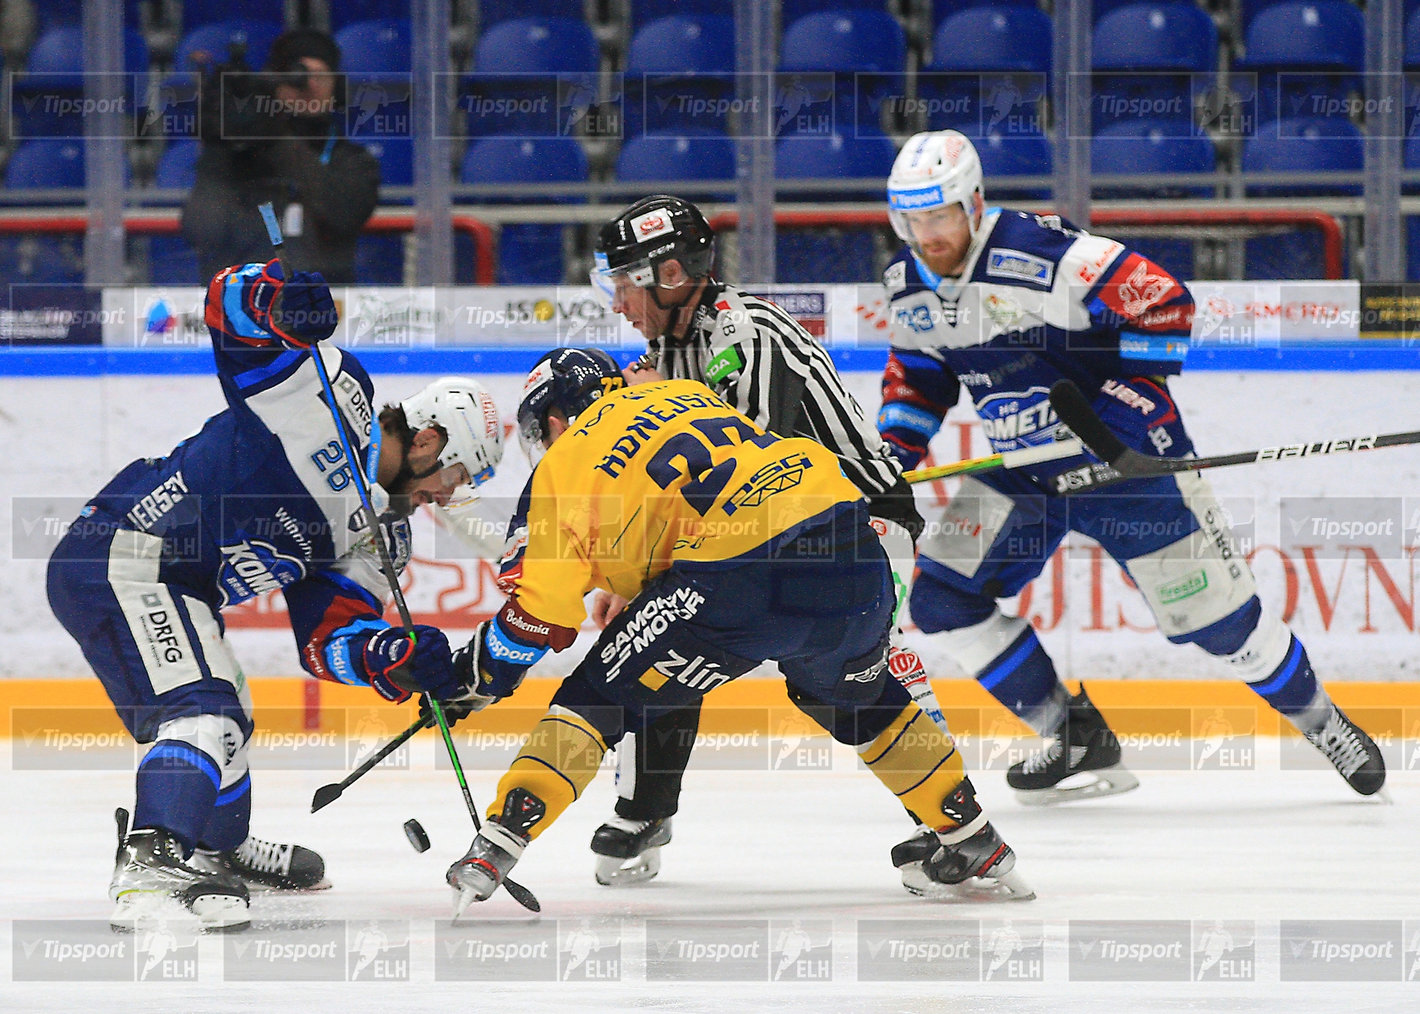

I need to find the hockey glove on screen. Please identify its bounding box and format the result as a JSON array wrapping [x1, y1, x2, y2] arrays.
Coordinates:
[[246, 259, 338, 348], [362, 625, 455, 704], [447, 618, 538, 714]]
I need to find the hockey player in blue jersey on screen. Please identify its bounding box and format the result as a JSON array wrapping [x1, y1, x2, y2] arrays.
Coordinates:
[[876, 130, 1385, 805], [46, 260, 504, 930]]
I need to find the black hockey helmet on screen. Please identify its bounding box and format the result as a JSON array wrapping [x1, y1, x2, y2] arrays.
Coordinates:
[[517, 347, 625, 464], [591, 195, 715, 304]]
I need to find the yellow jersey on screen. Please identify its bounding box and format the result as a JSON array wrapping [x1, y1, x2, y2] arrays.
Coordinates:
[[506, 379, 864, 631]]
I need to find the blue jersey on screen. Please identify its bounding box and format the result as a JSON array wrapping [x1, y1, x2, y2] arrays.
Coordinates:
[[877, 209, 1194, 474], [82, 263, 409, 688]]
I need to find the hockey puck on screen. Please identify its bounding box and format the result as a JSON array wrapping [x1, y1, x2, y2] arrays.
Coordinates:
[[403, 818, 430, 853]]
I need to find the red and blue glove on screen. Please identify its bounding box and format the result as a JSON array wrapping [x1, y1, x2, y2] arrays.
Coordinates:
[[246, 258, 338, 349], [362, 625, 456, 704]]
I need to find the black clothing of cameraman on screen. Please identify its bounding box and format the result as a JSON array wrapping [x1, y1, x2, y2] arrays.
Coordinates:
[[181, 30, 380, 284]]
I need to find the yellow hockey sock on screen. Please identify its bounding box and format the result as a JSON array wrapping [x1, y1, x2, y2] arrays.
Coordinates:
[[858, 703, 967, 830], [489, 705, 608, 841]]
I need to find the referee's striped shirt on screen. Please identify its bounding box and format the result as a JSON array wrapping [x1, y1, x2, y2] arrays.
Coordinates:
[[649, 282, 902, 499]]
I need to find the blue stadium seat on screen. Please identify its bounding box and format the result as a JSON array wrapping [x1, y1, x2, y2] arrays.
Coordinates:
[[181, 0, 286, 32], [781, 1, 890, 26], [150, 141, 203, 284], [1091, 120, 1215, 279], [921, 7, 1050, 135], [614, 130, 736, 200], [624, 15, 736, 138], [330, 1, 414, 31], [173, 20, 283, 74], [1091, 3, 1215, 130], [1240, 2, 1363, 124], [1093, 3, 1217, 72], [776, 132, 897, 282], [970, 129, 1052, 199], [1407, 7, 1420, 69], [335, 19, 414, 74], [2, 140, 104, 283], [464, 18, 600, 138], [1405, 131, 1420, 281], [11, 26, 149, 138], [1243, 117, 1361, 278], [477, 1, 587, 27], [779, 9, 907, 136], [352, 138, 414, 284], [629, 1, 738, 33], [33, 0, 147, 32], [460, 137, 589, 283]]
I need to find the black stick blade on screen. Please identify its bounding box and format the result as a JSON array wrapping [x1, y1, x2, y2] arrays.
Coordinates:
[[503, 879, 541, 913], [1049, 380, 1129, 465], [310, 783, 343, 813]]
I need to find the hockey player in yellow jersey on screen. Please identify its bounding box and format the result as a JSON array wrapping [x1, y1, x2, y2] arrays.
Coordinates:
[[441, 349, 1033, 910]]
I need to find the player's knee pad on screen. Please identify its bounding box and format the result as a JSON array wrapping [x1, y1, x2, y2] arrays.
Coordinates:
[[908, 569, 997, 636], [924, 606, 1033, 679], [786, 672, 912, 746], [497, 705, 609, 840], [550, 675, 627, 746], [149, 712, 250, 792], [857, 703, 967, 830], [1204, 600, 1292, 682], [1125, 473, 1259, 641]]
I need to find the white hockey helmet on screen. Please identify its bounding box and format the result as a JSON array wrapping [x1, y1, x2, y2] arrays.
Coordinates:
[[887, 130, 985, 253], [400, 376, 504, 487]]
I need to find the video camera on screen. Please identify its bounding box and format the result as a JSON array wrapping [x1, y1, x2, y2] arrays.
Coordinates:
[[197, 45, 329, 152]]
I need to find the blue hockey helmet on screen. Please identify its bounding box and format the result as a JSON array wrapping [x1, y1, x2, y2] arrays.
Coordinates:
[[517, 347, 625, 464]]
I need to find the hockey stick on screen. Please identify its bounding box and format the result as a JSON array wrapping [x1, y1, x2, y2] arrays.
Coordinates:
[[903, 438, 1085, 484], [1047, 379, 1418, 494], [258, 204, 539, 913], [310, 712, 433, 812]]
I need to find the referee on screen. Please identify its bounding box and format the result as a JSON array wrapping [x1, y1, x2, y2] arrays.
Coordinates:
[[585, 195, 945, 889]]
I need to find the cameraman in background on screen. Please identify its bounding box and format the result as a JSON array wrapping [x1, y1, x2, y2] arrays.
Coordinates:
[[182, 29, 380, 284]]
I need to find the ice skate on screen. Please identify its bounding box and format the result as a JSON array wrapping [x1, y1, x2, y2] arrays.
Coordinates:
[[446, 823, 528, 919], [1007, 686, 1140, 805], [891, 823, 1035, 902], [109, 810, 249, 932], [591, 816, 671, 886], [1304, 705, 1387, 797], [191, 835, 330, 892]]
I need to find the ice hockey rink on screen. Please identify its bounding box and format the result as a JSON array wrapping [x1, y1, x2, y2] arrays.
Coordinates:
[[2, 733, 1416, 1014]]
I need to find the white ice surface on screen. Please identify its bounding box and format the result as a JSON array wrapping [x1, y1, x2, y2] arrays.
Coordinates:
[[1, 739, 1415, 1014]]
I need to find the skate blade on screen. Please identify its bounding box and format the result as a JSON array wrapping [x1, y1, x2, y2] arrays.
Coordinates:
[[450, 885, 481, 922], [900, 865, 1036, 903], [594, 846, 661, 887], [245, 876, 332, 895], [1013, 766, 1140, 807], [111, 891, 250, 933]]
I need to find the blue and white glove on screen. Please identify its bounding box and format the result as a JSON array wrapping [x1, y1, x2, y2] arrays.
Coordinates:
[[362, 625, 455, 704], [449, 618, 540, 714], [246, 258, 338, 348]]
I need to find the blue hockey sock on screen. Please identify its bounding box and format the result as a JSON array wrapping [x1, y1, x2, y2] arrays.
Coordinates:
[[133, 740, 221, 855], [1245, 634, 1330, 730], [197, 772, 252, 852], [975, 626, 1070, 736]]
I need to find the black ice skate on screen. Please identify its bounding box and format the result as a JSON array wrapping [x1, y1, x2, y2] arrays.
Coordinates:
[[109, 809, 249, 932], [191, 835, 330, 892], [446, 788, 544, 918], [590, 816, 672, 886], [1304, 705, 1387, 797], [890, 781, 1034, 901], [1006, 686, 1140, 805]]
